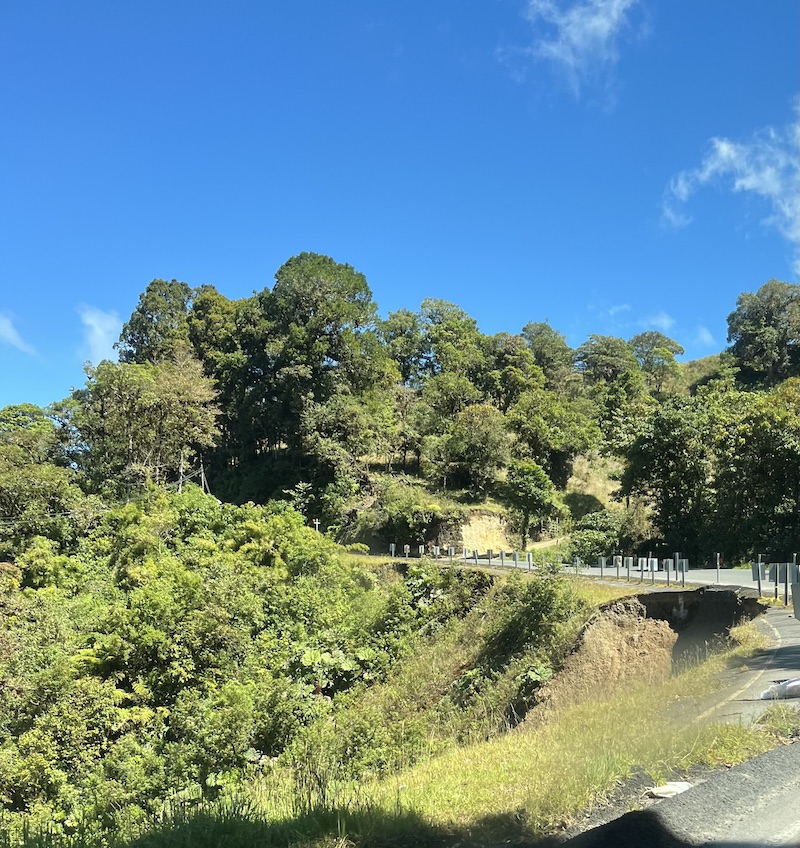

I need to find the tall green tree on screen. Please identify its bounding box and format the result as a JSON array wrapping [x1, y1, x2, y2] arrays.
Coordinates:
[[629, 331, 684, 395], [378, 309, 427, 386], [74, 352, 219, 489], [521, 321, 576, 391], [574, 335, 641, 385], [478, 333, 542, 412], [503, 460, 555, 550], [619, 398, 713, 560], [117, 279, 194, 364], [423, 404, 510, 495], [418, 298, 485, 379], [0, 405, 90, 558], [727, 279, 800, 385], [712, 380, 800, 559], [506, 387, 597, 488]]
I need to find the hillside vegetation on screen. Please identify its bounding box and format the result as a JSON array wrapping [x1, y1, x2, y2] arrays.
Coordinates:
[[3, 257, 800, 842], [0, 484, 607, 844]]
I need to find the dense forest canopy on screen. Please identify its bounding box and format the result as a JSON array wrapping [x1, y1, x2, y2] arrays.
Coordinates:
[[1, 259, 798, 565], [1, 256, 798, 843]]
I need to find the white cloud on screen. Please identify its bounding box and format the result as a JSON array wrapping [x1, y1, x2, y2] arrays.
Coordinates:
[[641, 310, 675, 333], [78, 306, 121, 365], [662, 103, 800, 274], [695, 325, 715, 348], [607, 303, 630, 316], [0, 313, 36, 355], [521, 0, 642, 95]]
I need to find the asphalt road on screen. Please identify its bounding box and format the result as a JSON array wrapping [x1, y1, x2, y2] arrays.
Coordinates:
[[564, 742, 800, 846], [446, 554, 797, 601], [701, 607, 800, 726], [562, 606, 800, 847]]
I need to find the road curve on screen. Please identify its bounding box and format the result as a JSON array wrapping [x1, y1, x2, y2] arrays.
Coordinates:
[[563, 742, 800, 846]]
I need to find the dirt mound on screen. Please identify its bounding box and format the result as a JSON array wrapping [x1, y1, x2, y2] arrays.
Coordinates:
[[527, 597, 677, 724]]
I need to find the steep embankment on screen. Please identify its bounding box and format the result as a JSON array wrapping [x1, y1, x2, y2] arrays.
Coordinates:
[[529, 596, 677, 722], [526, 586, 767, 725]]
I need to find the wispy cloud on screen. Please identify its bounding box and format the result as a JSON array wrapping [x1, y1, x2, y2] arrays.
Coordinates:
[[517, 0, 642, 96], [695, 325, 715, 348], [78, 306, 121, 365], [662, 103, 800, 274], [0, 313, 36, 355], [607, 303, 630, 317], [641, 311, 675, 333]]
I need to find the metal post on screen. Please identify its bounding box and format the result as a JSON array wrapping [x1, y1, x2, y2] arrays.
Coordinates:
[[665, 559, 671, 587], [625, 556, 631, 582], [599, 556, 605, 578], [785, 557, 791, 607], [527, 552, 532, 572], [716, 552, 720, 585], [500, 551, 505, 568], [473, 550, 478, 565], [756, 555, 763, 597], [773, 555, 779, 601]]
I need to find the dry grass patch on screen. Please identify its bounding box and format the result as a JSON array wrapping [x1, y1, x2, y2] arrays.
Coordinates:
[[362, 655, 775, 840]]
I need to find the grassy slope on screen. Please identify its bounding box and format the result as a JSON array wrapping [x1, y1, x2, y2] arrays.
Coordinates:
[[132, 625, 792, 848], [33, 582, 799, 848]]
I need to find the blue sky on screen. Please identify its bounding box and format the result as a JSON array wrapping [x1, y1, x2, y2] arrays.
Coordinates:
[[1, 1, 798, 408]]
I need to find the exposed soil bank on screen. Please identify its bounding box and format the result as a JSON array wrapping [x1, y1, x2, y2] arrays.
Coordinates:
[[529, 597, 676, 723], [525, 587, 767, 725]]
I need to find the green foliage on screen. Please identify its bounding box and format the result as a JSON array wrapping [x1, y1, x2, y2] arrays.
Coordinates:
[[0, 484, 532, 842], [521, 321, 576, 391], [424, 404, 510, 496], [117, 278, 193, 365], [0, 406, 94, 560], [477, 333, 542, 412], [727, 278, 800, 385], [574, 334, 641, 385], [72, 354, 219, 490], [680, 353, 730, 395], [619, 397, 713, 560], [503, 460, 555, 549], [712, 379, 800, 559], [629, 330, 684, 395], [349, 476, 467, 545], [567, 510, 626, 562], [507, 387, 598, 487], [617, 376, 800, 560]]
